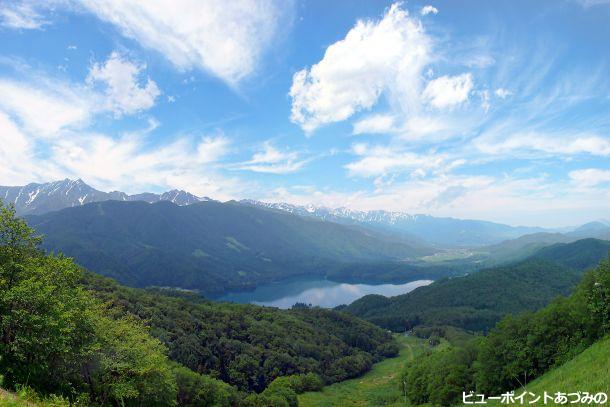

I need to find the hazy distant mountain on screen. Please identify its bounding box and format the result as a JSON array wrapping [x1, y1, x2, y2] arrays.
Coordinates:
[[343, 238, 610, 331], [26, 200, 433, 296], [0, 179, 208, 215], [480, 232, 574, 266], [241, 200, 545, 247], [567, 221, 610, 240]]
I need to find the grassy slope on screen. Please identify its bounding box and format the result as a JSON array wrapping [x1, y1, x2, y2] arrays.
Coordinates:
[[487, 336, 610, 406], [299, 335, 426, 407]]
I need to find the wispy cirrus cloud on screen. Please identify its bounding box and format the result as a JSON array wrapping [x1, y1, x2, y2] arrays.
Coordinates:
[[474, 132, 610, 157], [76, 0, 291, 85], [344, 142, 455, 178], [569, 168, 610, 187], [1, 0, 292, 86], [235, 141, 311, 174], [0, 58, 244, 198], [0, 1, 49, 29], [0, 52, 161, 137], [0, 78, 93, 137]]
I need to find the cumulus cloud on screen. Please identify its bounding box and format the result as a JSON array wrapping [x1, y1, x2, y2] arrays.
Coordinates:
[[289, 3, 431, 132], [422, 73, 473, 108], [495, 88, 513, 99], [87, 52, 160, 116], [420, 5, 438, 15], [76, 0, 287, 85], [235, 142, 310, 174]]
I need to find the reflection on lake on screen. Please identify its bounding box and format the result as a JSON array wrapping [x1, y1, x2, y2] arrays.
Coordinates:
[[218, 278, 433, 309]]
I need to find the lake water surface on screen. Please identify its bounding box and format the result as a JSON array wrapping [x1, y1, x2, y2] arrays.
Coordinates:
[[218, 278, 433, 309]]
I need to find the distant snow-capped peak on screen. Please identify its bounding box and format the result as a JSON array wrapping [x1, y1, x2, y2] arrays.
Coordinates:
[[240, 199, 422, 225], [0, 179, 211, 215]]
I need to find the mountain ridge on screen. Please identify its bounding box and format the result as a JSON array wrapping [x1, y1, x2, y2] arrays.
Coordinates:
[[0, 179, 210, 215], [241, 199, 546, 246], [25, 199, 434, 296]]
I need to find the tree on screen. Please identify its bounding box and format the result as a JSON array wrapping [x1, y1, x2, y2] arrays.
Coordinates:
[[0, 202, 98, 395]]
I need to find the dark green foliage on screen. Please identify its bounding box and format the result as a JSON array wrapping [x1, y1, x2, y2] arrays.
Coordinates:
[[345, 257, 584, 332], [475, 256, 610, 394], [0, 202, 181, 405], [173, 364, 237, 407], [82, 272, 398, 393], [480, 232, 572, 266], [401, 341, 480, 406], [245, 373, 323, 407], [27, 200, 432, 296], [401, 254, 610, 405], [533, 238, 610, 270], [344, 240, 610, 332], [1, 200, 397, 405], [0, 204, 97, 396]]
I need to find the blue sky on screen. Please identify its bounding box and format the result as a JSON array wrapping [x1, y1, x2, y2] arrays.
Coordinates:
[[0, 0, 609, 227]]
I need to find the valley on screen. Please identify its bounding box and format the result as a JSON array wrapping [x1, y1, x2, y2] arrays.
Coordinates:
[[2, 1, 610, 405], [0, 186, 609, 406]]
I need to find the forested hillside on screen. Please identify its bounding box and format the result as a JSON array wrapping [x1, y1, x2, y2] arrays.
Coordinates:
[[344, 239, 610, 332], [26, 200, 432, 296], [399, 253, 609, 405], [83, 273, 399, 393], [0, 202, 399, 406]]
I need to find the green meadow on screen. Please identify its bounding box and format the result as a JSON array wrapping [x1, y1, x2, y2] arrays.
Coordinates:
[[299, 335, 426, 407]]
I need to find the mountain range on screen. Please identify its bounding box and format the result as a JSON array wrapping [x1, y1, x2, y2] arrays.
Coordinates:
[[240, 200, 546, 246], [26, 199, 433, 296], [0, 179, 208, 215], [6, 179, 610, 251]]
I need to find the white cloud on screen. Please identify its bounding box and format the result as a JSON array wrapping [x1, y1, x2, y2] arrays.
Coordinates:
[[0, 1, 48, 29], [49, 131, 235, 197], [474, 132, 610, 157], [352, 114, 396, 135], [0, 78, 93, 137], [255, 173, 610, 228], [0, 111, 44, 185], [495, 88, 513, 99], [0, 60, 241, 198], [235, 142, 309, 174], [0, 53, 159, 137], [569, 168, 610, 187], [87, 52, 160, 116], [345, 143, 446, 178], [76, 0, 287, 85], [422, 73, 473, 108], [420, 5, 438, 15], [480, 89, 490, 113], [289, 3, 431, 132]]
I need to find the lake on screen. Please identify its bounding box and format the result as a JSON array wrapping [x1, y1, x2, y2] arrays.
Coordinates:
[[218, 278, 433, 309]]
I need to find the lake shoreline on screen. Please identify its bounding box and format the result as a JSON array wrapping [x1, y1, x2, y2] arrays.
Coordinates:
[[215, 277, 434, 309]]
